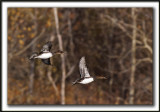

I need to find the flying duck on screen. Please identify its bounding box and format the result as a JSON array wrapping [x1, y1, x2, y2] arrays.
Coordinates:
[[72, 56, 109, 85], [72, 56, 94, 85], [29, 41, 64, 65]]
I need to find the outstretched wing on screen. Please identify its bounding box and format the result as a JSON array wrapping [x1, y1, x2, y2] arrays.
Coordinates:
[[41, 41, 52, 52], [79, 57, 90, 78], [41, 58, 51, 65]]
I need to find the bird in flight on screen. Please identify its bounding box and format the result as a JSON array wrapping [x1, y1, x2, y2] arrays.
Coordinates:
[[29, 41, 64, 65], [72, 56, 109, 85], [72, 56, 94, 85]]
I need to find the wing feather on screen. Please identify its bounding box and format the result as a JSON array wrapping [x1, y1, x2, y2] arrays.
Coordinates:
[[79, 57, 90, 78], [41, 58, 51, 65], [41, 41, 52, 52]]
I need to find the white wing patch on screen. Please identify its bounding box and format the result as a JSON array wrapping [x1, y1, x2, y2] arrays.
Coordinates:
[[79, 57, 91, 78]]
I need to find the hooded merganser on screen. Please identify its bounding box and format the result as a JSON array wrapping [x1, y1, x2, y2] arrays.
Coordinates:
[[72, 57, 94, 85], [29, 41, 64, 65]]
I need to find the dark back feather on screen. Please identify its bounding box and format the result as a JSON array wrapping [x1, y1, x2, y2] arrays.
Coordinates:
[[41, 41, 52, 52], [41, 59, 51, 65]]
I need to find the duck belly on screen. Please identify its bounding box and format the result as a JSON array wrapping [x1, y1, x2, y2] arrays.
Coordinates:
[[79, 77, 94, 84], [36, 53, 52, 59]]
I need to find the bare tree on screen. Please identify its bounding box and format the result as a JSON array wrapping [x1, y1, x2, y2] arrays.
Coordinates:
[[65, 10, 76, 79], [28, 9, 39, 95], [47, 65, 59, 96], [29, 60, 35, 94], [47, 34, 59, 97], [129, 8, 137, 104], [53, 8, 66, 105]]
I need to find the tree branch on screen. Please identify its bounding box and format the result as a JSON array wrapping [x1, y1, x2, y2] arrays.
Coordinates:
[[14, 28, 45, 56]]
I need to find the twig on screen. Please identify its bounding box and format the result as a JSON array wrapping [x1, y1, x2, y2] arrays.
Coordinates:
[[105, 15, 142, 45], [47, 68, 59, 96], [65, 64, 76, 79], [136, 58, 152, 64]]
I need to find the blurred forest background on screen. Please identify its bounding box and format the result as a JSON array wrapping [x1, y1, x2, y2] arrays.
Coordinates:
[[7, 8, 153, 105]]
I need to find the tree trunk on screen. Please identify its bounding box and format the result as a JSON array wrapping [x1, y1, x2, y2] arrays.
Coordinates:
[[47, 34, 59, 97], [28, 9, 38, 95], [53, 8, 66, 105], [129, 8, 137, 104], [29, 62, 35, 94]]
